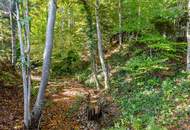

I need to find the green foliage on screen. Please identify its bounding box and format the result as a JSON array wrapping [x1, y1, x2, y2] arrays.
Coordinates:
[[52, 50, 82, 75], [31, 85, 39, 97], [65, 95, 84, 118], [108, 32, 187, 129], [0, 0, 189, 129], [104, 128, 126, 130], [125, 55, 168, 76], [146, 119, 167, 130], [111, 68, 190, 129]]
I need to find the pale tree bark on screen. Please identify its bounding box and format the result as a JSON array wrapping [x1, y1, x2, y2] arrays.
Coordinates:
[[0, 26, 3, 46], [24, 0, 31, 122], [95, 0, 109, 89], [10, 0, 16, 67], [30, 0, 57, 128], [16, 0, 57, 129], [187, 0, 190, 71], [118, 0, 122, 47], [81, 0, 100, 89], [16, 2, 30, 129], [61, 7, 64, 32]]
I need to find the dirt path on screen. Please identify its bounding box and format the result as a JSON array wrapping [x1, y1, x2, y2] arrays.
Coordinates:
[[0, 77, 110, 130], [41, 78, 100, 130]]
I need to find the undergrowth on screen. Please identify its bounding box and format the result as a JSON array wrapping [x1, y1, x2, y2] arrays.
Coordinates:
[[0, 57, 21, 87], [108, 34, 188, 129]]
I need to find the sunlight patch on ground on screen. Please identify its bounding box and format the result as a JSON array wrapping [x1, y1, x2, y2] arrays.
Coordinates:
[[14, 124, 22, 129], [31, 75, 41, 81]]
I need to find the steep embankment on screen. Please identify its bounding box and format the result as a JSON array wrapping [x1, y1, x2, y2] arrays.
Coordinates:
[[0, 59, 21, 87], [0, 59, 23, 130], [103, 40, 190, 130]]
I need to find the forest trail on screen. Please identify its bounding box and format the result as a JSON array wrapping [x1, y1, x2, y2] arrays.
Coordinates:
[[0, 75, 117, 130], [35, 76, 119, 130], [41, 77, 100, 130]]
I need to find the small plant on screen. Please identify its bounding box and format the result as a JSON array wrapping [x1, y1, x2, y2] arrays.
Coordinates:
[[31, 86, 39, 97], [146, 118, 167, 130], [65, 95, 85, 118]]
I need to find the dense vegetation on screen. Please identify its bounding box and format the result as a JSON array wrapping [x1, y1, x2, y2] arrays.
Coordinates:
[[1, 0, 190, 129]]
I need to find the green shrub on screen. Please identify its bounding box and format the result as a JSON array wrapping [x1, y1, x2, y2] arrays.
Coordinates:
[[52, 50, 82, 75]]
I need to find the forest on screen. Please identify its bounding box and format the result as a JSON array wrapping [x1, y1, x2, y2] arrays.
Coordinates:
[[0, 0, 190, 130]]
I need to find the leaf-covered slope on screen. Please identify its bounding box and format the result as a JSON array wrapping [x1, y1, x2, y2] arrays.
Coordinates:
[[0, 59, 21, 87]]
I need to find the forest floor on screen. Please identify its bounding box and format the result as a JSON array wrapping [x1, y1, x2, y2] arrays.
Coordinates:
[[40, 77, 100, 130], [0, 84, 23, 129], [2, 44, 190, 130], [0, 74, 116, 130]]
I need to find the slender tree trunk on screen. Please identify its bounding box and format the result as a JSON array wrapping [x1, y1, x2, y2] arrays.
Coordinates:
[[136, 0, 141, 40], [118, 0, 122, 47], [16, 2, 30, 129], [67, 7, 73, 47], [24, 0, 31, 122], [10, 0, 17, 67], [95, 0, 109, 89], [0, 26, 3, 47], [61, 7, 64, 32], [81, 0, 100, 89], [31, 0, 57, 128], [187, 0, 190, 71]]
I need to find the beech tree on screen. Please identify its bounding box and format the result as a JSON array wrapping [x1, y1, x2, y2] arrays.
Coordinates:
[[16, 1, 30, 128], [118, 0, 122, 47], [16, 0, 57, 129], [81, 0, 100, 89], [187, 0, 190, 72], [10, 0, 16, 67], [24, 0, 31, 123], [95, 0, 109, 89], [0, 0, 17, 66], [30, 0, 57, 128]]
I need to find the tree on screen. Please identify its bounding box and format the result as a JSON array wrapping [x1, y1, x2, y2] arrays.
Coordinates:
[[0, 0, 17, 66], [81, 0, 100, 89], [187, 0, 190, 72], [24, 0, 31, 123], [118, 0, 122, 47], [16, 0, 57, 129], [15, 1, 30, 128], [95, 0, 109, 90], [30, 0, 57, 128], [10, 0, 16, 67]]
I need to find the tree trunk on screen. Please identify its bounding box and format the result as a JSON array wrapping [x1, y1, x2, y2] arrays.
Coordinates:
[[30, 0, 57, 128], [187, 0, 190, 71], [10, 0, 16, 67], [95, 0, 109, 90], [136, 0, 141, 40], [16, 2, 30, 129], [81, 0, 100, 89], [118, 0, 122, 47], [24, 0, 31, 122]]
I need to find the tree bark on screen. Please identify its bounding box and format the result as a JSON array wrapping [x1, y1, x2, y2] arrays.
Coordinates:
[[95, 0, 109, 89], [187, 0, 190, 71], [31, 0, 57, 128], [16, 2, 30, 129], [24, 0, 31, 122], [118, 0, 122, 47], [81, 0, 100, 89], [10, 0, 16, 67]]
